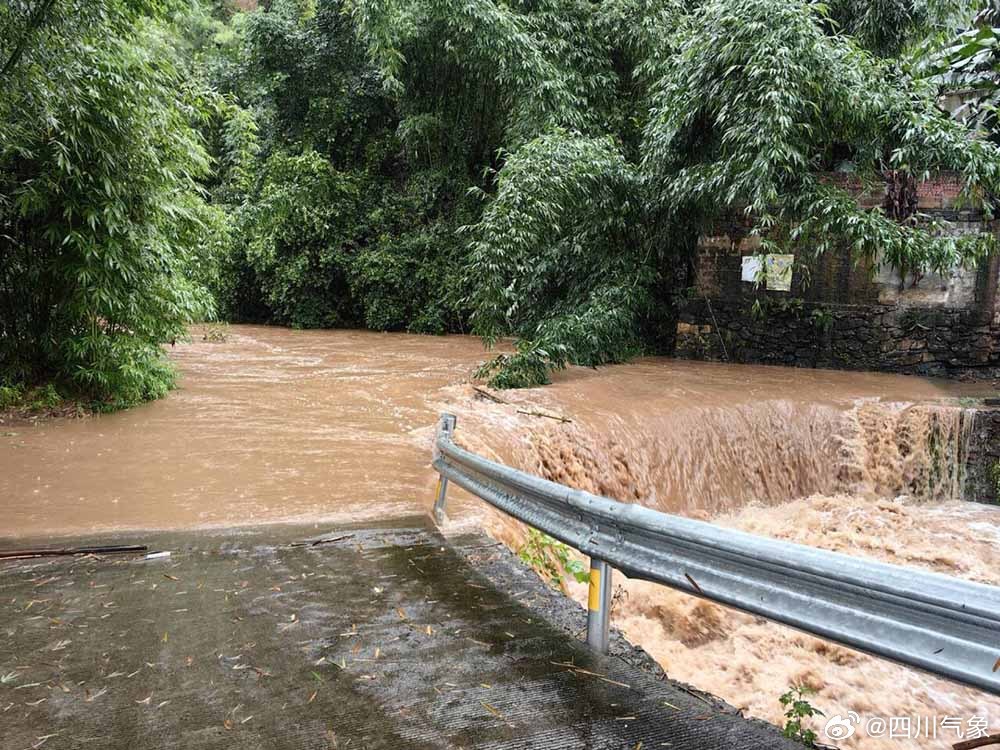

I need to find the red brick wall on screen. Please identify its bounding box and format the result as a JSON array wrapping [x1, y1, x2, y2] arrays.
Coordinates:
[[819, 171, 966, 209]]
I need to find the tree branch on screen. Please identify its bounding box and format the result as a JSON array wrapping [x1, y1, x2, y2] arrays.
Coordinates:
[[0, 0, 58, 80], [954, 733, 1000, 750]]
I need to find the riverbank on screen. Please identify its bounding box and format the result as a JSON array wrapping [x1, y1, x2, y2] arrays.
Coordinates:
[[0, 383, 90, 426]]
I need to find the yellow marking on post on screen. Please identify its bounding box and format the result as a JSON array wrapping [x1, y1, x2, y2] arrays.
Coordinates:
[[588, 568, 601, 611], [433, 478, 442, 501]]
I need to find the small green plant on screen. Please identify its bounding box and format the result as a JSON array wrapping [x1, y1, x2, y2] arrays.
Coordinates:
[[518, 529, 590, 588], [809, 307, 834, 333], [0, 384, 25, 410], [750, 297, 770, 322], [779, 684, 824, 747], [31, 384, 63, 409], [990, 460, 1000, 498], [0, 383, 68, 413], [776, 297, 805, 315]]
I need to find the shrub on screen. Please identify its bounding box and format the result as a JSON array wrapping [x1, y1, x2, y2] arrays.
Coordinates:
[[779, 684, 824, 746], [0, 384, 24, 411], [0, 0, 222, 406], [518, 529, 590, 589]]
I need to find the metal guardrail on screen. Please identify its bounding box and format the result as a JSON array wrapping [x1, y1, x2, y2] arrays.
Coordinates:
[[431, 413, 1000, 696]]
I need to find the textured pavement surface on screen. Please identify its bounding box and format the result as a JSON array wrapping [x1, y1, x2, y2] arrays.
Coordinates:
[[0, 519, 797, 749]]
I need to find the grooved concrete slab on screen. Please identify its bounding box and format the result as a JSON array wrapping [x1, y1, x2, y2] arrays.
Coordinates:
[[0, 520, 796, 749]]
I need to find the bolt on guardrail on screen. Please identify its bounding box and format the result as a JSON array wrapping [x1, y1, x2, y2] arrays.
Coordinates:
[[430, 412, 1000, 694]]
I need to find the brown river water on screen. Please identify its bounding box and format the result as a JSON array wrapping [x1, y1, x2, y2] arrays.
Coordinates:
[[2, 324, 998, 747]]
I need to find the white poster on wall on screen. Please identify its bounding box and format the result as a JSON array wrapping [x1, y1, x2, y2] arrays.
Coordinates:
[[741, 255, 763, 283]]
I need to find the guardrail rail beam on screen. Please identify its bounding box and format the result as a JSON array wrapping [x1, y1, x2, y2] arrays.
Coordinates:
[[430, 412, 1000, 694]]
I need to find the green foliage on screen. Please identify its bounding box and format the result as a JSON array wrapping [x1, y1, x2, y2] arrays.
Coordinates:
[[915, 4, 1000, 141], [779, 684, 824, 746], [644, 0, 1000, 238], [470, 131, 649, 387], [0, 0, 224, 407], [192, 0, 1000, 390], [748, 296, 841, 336], [205, 0, 477, 334], [32, 383, 62, 409], [0, 381, 65, 411], [990, 459, 1000, 497], [6, 0, 1000, 404], [824, 0, 973, 58], [0, 384, 24, 410], [517, 528, 590, 588], [810, 307, 835, 332], [350, 219, 468, 334], [241, 150, 364, 328], [457, 0, 1000, 385]]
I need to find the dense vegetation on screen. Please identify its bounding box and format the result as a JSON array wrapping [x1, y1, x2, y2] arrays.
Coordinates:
[[3, 0, 1000, 405], [0, 0, 226, 406]]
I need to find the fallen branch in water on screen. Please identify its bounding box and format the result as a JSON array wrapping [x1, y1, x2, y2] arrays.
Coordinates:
[[515, 408, 572, 423], [684, 573, 704, 594], [473, 384, 572, 422], [290, 534, 354, 548], [0, 544, 147, 560], [472, 386, 508, 404], [955, 734, 1000, 750]]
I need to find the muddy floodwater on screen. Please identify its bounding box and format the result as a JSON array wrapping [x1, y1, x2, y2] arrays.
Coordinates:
[[1, 326, 493, 535], [3, 324, 983, 538], [2, 324, 999, 748]]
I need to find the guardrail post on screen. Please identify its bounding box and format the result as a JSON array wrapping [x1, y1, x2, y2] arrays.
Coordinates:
[[586, 558, 612, 653], [432, 413, 457, 522]]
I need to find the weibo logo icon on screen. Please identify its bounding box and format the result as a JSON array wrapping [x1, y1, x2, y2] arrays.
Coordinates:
[[824, 712, 861, 740]]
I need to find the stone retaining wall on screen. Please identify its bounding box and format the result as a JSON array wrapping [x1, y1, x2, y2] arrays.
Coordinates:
[[966, 407, 1000, 505], [677, 298, 1000, 375]]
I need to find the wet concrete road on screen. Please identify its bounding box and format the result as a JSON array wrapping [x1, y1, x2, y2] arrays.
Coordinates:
[[0, 520, 796, 749]]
